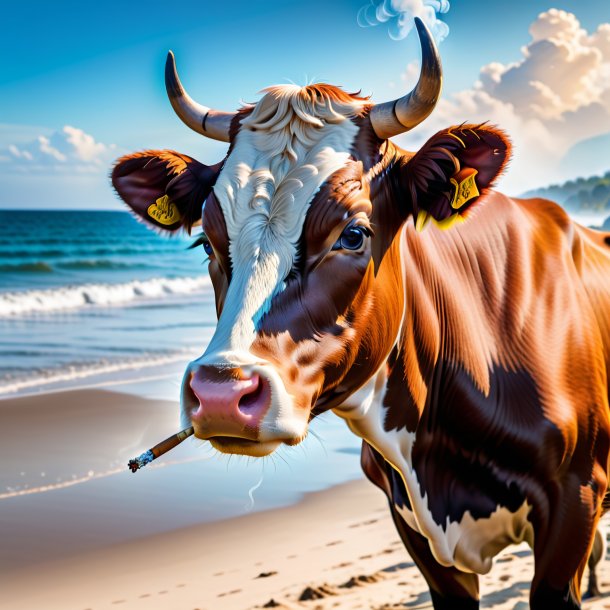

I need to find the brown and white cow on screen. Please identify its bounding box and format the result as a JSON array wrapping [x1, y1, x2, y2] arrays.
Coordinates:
[[112, 18, 610, 610]]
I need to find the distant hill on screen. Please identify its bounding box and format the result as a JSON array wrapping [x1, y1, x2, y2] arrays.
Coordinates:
[[520, 170, 610, 213], [559, 133, 610, 180]]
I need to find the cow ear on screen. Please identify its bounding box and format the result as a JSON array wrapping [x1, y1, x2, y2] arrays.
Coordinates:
[[111, 150, 222, 233], [401, 125, 511, 231]]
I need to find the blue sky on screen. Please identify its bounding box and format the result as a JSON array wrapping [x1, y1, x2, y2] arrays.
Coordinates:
[[1, 0, 609, 208]]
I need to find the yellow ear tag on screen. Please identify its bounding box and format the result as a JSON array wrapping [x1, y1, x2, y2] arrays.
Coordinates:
[[449, 168, 479, 210], [415, 210, 431, 233], [432, 213, 465, 231], [147, 194, 182, 226]]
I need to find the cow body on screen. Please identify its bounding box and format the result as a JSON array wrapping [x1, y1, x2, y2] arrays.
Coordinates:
[[334, 193, 610, 582], [112, 20, 610, 607]]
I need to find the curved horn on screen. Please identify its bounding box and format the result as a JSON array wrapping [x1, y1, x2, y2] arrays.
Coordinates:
[[369, 18, 443, 139], [165, 51, 235, 143]]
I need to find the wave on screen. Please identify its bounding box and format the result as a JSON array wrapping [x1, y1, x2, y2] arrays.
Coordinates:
[[0, 350, 197, 396], [56, 260, 150, 270], [0, 244, 187, 260], [0, 275, 212, 317], [0, 262, 53, 273], [0, 259, 158, 273], [0, 250, 65, 259]]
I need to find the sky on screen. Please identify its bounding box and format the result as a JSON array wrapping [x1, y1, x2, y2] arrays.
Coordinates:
[[1, 0, 609, 209]]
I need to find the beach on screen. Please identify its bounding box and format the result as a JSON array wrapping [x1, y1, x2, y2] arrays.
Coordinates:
[[1, 387, 609, 610]]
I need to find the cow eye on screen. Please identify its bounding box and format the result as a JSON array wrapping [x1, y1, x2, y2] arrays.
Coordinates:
[[202, 239, 214, 256], [332, 226, 370, 251], [189, 233, 214, 257]]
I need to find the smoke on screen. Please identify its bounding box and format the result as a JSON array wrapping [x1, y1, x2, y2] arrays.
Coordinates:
[[357, 0, 450, 42], [245, 474, 264, 512]]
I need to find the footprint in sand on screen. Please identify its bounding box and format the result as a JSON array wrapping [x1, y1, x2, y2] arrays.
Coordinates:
[[340, 573, 383, 588], [382, 561, 412, 573], [256, 571, 278, 579], [348, 518, 379, 529], [298, 584, 339, 600], [218, 589, 243, 597]]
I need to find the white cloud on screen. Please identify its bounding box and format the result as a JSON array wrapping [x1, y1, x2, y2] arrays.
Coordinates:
[[1, 125, 116, 174], [37, 135, 67, 162], [62, 125, 108, 162], [358, 0, 450, 42], [397, 9, 610, 193]]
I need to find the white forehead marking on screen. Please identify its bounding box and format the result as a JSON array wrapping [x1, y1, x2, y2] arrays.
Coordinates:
[[204, 86, 364, 361]]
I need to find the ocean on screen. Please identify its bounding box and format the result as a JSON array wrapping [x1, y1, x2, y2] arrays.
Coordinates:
[[0, 210, 218, 396]]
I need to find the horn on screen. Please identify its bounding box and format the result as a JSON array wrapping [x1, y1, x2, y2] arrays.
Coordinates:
[[369, 18, 443, 139], [165, 51, 235, 143]]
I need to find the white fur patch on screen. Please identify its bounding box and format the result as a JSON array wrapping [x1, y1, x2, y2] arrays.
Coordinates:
[[203, 87, 361, 364], [334, 366, 534, 574]]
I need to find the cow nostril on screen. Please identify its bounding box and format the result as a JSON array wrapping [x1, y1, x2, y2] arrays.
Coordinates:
[[184, 375, 200, 411], [238, 377, 264, 413]]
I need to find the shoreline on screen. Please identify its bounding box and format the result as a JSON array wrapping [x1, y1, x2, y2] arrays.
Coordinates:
[[0, 354, 189, 400], [1, 385, 363, 570]]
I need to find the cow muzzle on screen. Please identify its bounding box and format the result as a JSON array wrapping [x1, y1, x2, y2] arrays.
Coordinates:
[[182, 362, 309, 457]]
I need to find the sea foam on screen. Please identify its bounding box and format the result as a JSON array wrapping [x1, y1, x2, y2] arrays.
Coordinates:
[[0, 275, 211, 317], [0, 350, 197, 396]]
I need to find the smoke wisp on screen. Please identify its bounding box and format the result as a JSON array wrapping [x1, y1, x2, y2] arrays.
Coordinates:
[[357, 0, 450, 42], [245, 474, 265, 512]]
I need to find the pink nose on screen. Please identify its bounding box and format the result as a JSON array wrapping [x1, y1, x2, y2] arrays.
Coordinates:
[[188, 367, 271, 439]]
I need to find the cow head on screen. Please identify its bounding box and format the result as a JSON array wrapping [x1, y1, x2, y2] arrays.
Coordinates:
[[112, 19, 510, 457]]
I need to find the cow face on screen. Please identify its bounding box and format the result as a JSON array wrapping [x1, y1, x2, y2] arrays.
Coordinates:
[[112, 20, 510, 457]]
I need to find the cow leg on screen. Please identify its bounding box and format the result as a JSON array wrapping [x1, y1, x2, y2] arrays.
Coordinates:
[[583, 527, 604, 599], [360, 442, 478, 609], [389, 505, 479, 609], [530, 484, 601, 610]]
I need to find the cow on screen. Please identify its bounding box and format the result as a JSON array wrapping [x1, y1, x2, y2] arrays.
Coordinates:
[[112, 18, 610, 610]]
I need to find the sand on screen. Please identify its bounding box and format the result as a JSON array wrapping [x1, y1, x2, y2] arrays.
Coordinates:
[[1, 388, 609, 610]]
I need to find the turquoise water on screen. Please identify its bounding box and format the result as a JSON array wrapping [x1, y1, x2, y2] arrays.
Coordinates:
[[0, 210, 216, 395]]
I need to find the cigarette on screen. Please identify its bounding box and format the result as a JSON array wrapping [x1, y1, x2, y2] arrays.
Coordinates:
[[127, 427, 194, 473]]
